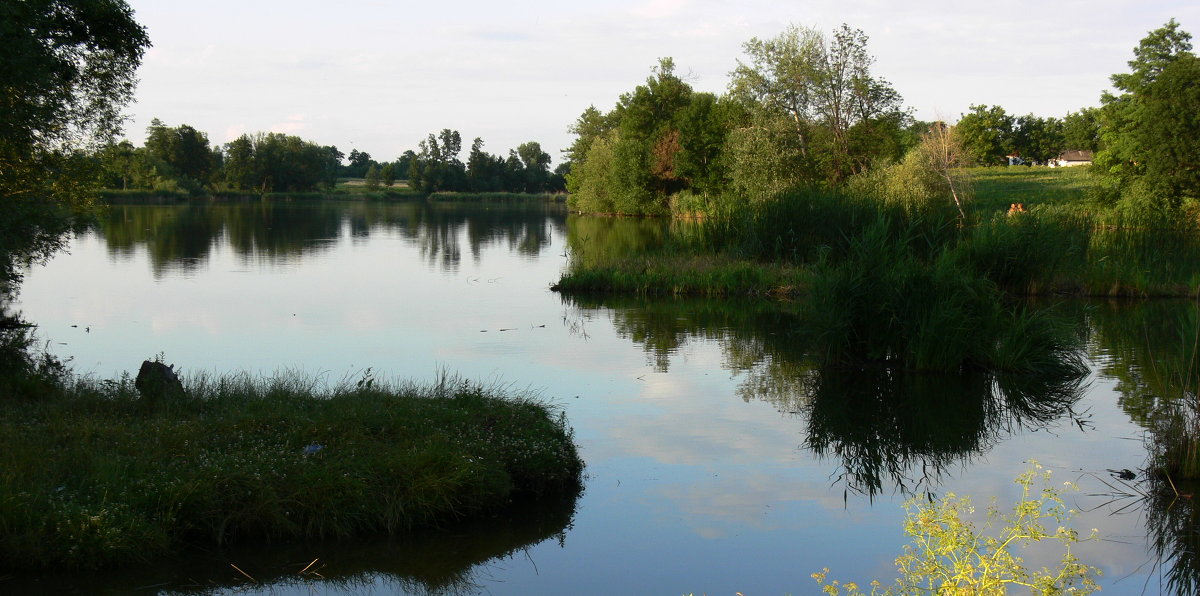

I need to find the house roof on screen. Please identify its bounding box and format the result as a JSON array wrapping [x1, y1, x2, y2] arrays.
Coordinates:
[[1057, 150, 1094, 161]]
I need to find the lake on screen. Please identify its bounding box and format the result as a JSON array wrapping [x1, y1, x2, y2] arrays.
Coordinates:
[[10, 199, 1198, 595]]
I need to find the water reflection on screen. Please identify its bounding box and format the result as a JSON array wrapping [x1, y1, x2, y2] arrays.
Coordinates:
[[7, 495, 579, 595], [1089, 301, 1200, 593], [95, 200, 567, 277], [561, 294, 1090, 497]]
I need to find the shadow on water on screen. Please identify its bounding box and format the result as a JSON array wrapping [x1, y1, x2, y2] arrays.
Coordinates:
[[1, 493, 580, 595], [95, 200, 567, 277], [560, 293, 1091, 499], [1088, 300, 1200, 595]]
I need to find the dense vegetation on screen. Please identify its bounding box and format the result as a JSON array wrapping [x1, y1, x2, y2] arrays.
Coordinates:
[[563, 20, 1198, 220], [0, 0, 149, 286], [0, 355, 582, 569], [92, 122, 567, 196]]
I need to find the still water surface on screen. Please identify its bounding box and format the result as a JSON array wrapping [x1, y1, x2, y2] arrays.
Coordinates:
[[12, 200, 1198, 594]]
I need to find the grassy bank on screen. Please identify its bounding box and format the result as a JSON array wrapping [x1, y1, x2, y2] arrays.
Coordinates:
[[969, 165, 1095, 212], [557, 168, 1200, 299], [0, 364, 583, 570]]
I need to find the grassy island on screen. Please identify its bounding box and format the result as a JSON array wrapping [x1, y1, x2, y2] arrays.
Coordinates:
[[0, 358, 583, 570]]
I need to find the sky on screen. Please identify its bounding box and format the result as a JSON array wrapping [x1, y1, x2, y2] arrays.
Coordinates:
[[122, 0, 1199, 165]]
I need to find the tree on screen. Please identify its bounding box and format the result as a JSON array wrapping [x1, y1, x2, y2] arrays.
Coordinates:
[[1, 0, 150, 285], [143, 119, 217, 191], [516, 141, 551, 192], [409, 130, 467, 193], [1061, 108, 1101, 152], [1011, 114, 1065, 165], [345, 149, 374, 178], [564, 105, 617, 167], [730, 23, 906, 184], [364, 164, 380, 191], [566, 58, 696, 214], [955, 105, 1014, 166], [1095, 20, 1200, 210]]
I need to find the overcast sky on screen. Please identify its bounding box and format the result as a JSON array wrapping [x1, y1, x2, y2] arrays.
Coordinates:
[[122, 0, 1199, 165]]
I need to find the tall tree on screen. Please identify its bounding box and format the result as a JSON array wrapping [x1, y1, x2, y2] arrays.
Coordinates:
[[1, 0, 150, 285], [1011, 115, 1065, 165], [1061, 108, 1101, 152], [729, 23, 905, 184], [1095, 20, 1200, 210], [143, 119, 216, 188], [955, 105, 1014, 166]]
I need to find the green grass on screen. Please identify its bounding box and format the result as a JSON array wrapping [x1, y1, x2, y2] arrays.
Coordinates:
[[552, 254, 808, 297], [967, 165, 1096, 213], [0, 366, 583, 570]]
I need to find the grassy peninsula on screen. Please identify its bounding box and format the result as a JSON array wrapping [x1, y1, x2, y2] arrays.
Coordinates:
[[0, 352, 583, 570]]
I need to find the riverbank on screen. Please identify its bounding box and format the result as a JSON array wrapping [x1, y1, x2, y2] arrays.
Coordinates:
[[0, 362, 583, 570], [554, 168, 1200, 299]]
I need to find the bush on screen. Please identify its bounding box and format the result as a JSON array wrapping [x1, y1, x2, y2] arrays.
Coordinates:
[[813, 462, 1100, 595]]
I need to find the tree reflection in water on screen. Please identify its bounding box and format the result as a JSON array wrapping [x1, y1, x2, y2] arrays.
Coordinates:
[[563, 294, 1091, 499], [93, 200, 566, 276], [1090, 300, 1200, 595]]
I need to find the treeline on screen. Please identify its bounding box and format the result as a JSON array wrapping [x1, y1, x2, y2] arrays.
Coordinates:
[[565, 20, 1199, 217], [956, 106, 1100, 166], [564, 25, 922, 216], [93, 121, 565, 195], [406, 129, 566, 194]]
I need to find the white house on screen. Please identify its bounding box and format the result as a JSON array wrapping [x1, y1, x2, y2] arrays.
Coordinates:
[[1051, 150, 1094, 167]]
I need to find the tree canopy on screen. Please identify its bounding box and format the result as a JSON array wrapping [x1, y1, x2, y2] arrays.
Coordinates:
[[564, 24, 911, 214], [1095, 20, 1200, 211], [1, 0, 150, 285]]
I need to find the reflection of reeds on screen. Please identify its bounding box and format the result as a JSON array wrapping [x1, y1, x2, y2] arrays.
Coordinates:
[[802, 364, 1088, 499], [1144, 475, 1200, 596], [1148, 307, 1200, 480]]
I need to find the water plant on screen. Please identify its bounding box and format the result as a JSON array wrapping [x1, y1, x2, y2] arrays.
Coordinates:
[[813, 463, 1101, 595]]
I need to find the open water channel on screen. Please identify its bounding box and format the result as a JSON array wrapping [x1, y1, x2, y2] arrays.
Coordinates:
[[10, 200, 1199, 594]]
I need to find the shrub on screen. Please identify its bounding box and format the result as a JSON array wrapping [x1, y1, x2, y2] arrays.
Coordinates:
[[813, 462, 1100, 595]]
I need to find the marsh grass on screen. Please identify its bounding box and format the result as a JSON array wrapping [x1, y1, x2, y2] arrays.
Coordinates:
[[551, 253, 807, 296], [0, 368, 583, 570]]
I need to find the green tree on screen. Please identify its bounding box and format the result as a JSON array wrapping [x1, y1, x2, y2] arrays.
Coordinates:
[[1095, 20, 1200, 211], [564, 105, 618, 167], [1061, 108, 1101, 152], [143, 119, 217, 191], [566, 58, 696, 214], [344, 149, 374, 178], [379, 163, 396, 187], [730, 23, 906, 184], [956, 105, 1014, 166], [516, 141, 552, 192], [1011, 115, 1065, 165], [364, 163, 380, 191], [1, 0, 150, 285], [222, 135, 256, 190], [409, 130, 467, 193]]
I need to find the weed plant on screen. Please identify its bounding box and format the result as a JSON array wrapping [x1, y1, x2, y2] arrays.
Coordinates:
[[0, 358, 584, 570], [813, 463, 1100, 595]]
